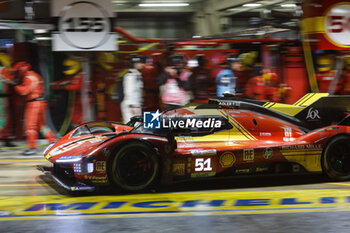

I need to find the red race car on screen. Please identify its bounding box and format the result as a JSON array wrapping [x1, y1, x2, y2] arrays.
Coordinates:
[[39, 93, 350, 192]]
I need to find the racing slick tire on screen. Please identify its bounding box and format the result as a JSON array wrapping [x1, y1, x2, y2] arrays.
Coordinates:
[[109, 142, 160, 192], [322, 135, 350, 180]]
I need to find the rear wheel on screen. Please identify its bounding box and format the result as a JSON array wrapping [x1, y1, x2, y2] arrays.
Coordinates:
[[323, 135, 350, 180], [109, 142, 159, 192]]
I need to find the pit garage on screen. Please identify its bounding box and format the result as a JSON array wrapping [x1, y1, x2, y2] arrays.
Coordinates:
[[0, 0, 350, 232]]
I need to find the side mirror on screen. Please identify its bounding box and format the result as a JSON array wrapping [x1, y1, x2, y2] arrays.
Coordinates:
[[126, 115, 143, 126]]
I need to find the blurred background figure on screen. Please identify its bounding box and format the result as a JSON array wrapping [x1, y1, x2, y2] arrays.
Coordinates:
[[51, 57, 83, 127], [7, 62, 56, 155], [0, 53, 16, 147], [216, 54, 241, 97], [341, 56, 350, 95], [245, 68, 279, 101], [210, 52, 227, 80], [121, 54, 145, 123], [191, 54, 215, 103], [94, 52, 122, 121], [236, 51, 257, 96], [274, 83, 292, 103], [315, 54, 337, 93], [158, 53, 191, 110], [141, 53, 161, 112]]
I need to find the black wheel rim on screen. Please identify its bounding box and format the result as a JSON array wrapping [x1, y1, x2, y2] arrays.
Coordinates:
[[328, 139, 350, 175], [115, 149, 155, 187]]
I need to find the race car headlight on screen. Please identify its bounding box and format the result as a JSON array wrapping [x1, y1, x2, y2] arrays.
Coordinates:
[[87, 163, 94, 173], [56, 155, 83, 163], [73, 162, 94, 174], [43, 142, 55, 155]]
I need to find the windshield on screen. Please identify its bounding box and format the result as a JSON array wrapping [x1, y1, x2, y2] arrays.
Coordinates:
[[71, 122, 116, 138]]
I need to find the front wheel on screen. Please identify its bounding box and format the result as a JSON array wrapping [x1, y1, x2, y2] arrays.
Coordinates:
[[109, 142, 160, 192], [323, 135, 350, 180]]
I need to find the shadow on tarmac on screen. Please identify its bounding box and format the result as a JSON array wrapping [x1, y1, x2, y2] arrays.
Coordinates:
[[38, 173, 331, 197]]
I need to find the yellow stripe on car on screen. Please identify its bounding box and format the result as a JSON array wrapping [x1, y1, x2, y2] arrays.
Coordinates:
[[294, 93, 329, 107], [219, 110, 256, 141], [294, 93, 313, 106], [268, 103, 305, 116]]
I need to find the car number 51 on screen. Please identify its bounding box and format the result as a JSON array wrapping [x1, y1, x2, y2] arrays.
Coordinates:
[[195, 158, 212, 171]]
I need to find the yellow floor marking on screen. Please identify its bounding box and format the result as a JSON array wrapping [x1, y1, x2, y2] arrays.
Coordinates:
[[0, 160, 46, 162], [0, 189, 350, 220], [12, 164, 47, 167], [0, 184, 54, 187], [324, 182, 350, 187]]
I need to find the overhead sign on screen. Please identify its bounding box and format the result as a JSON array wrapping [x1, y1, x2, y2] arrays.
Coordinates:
[[52, 0, 117, 51], [324, 2, 350, 48]]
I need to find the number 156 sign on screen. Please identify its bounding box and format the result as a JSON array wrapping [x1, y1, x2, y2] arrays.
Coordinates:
[[325, 3, 350, 48]]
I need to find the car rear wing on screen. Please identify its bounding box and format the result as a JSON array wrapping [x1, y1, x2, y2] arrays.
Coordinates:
[[293, 95, 350, 129], [209, 94, 350, 130]]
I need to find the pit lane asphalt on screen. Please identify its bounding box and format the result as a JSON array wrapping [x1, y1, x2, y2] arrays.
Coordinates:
[[1, 146, 350, 233]]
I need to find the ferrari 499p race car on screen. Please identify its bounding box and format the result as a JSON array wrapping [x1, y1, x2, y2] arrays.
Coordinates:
[[38, 93, 350, 192]]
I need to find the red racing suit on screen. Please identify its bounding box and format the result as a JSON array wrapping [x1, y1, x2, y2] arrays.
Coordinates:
[[245, 76, 278, 101], [93, 67, 122, 122], [52, 72, 83, 126], [15, 71, 56, 148]]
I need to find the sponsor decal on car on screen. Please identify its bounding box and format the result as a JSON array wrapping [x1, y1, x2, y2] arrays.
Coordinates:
[[235, 168, 250, 174], [91, 179, 108, 184], [281, 126, 292, 137], [173, 164, 185, 176], [281, 144, 322, 150], [190, 149, 217, 156], [86, 176, 108, 180], [219, 152, 236, 168], [243, 149, 254, 161], [255, 167, 269, 172], [96, 161, 106, 172], [263, 148, 273, 159], [191, 172, 216, 178], [306, 107, 320, 120], [217, 101, 240, 108]]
